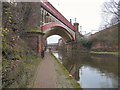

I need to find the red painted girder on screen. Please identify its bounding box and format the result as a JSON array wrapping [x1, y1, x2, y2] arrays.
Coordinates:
[[41, 22, 68, 30], [41, 1, 76, 32], [40, 22, 75, 40]]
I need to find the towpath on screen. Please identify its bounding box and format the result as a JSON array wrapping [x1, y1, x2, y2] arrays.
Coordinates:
[[33, 52, 57, 88], [33, 52, 80, 88]]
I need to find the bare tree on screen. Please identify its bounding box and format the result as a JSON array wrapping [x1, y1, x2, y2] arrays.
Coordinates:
[[99, 0, 120, 30], [103, 0, 120, 22]]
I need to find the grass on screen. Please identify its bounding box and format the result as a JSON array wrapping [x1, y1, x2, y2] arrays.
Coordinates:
[[31, 59, 42, 88], [28, 27, 42, 33], [90, 51, 118, 56], [2, 37, 41, 88], [51, 52, 81, 88]]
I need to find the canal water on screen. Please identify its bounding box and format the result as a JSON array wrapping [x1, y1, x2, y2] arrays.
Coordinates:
[[53, 50, 119, 88]]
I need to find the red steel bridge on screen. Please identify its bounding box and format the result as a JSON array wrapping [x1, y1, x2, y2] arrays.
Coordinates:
[[22, 0, 81, 56]]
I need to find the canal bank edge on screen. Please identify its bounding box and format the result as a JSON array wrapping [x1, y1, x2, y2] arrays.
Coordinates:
[[31, 60, 42, 88], [90, 51, 118, 56], [51, 52, 82, 88]]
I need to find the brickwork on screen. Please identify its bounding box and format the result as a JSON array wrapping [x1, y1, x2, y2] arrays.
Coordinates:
[[2, 2, 82, 57], [21, 32, 44, 54]]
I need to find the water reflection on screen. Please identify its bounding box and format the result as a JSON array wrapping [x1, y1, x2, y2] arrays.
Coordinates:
[[53, 50, 119, 88], [79, 66, 118, 88]]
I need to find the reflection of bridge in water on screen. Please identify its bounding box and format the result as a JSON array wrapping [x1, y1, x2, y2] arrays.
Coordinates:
[[55, 50, 119, 88], [59, 50, 118, 77]]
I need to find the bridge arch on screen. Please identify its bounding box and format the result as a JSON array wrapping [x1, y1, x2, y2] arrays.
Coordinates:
[[41, 22, 75, 43]]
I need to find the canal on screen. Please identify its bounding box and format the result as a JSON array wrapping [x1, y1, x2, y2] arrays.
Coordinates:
[[53, 50, 119, 88]]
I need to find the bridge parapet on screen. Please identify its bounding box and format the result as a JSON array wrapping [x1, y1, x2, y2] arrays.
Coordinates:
[[41, 1, 76, 31]]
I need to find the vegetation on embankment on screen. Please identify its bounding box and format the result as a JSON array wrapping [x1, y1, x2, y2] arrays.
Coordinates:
[[2, 2, 42, 88], [78, 23, 119, 53], [51, 53, 81, 88], [2, 36, 41, 88]]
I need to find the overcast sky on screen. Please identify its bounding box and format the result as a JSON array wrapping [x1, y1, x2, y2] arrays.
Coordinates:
[[47, 0, 107, 44]]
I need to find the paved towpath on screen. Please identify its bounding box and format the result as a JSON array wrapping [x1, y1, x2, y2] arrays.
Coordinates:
[[33, 52, 57, 88]]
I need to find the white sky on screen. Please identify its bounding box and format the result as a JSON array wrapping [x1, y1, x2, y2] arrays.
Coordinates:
[[47, 0, 107, 44]]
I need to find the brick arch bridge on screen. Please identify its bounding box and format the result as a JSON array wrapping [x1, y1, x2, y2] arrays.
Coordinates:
[[22, 0, 81, 56], [41, 22, 75, 43]]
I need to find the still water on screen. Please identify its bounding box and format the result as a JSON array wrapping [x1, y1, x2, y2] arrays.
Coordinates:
[[53, 50, 119, 88]]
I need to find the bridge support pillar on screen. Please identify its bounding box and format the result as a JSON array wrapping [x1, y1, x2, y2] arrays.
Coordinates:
[[21, 32, 45, 57], [64, 43, 73, 56], [37, 33, 45, 57]]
